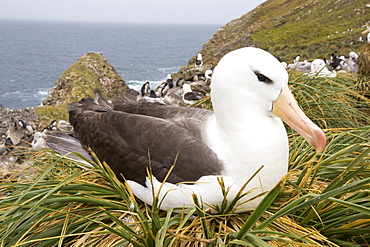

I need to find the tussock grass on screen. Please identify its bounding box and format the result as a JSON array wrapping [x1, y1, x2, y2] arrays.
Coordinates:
[[0, 150, 340, 246], [0, 73, 370, 246], [358, 44, 370, 77], [288, 71, 370, 129]]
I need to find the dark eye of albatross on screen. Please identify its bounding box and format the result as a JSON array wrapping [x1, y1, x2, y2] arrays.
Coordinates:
[[255, 72, 273, 84]]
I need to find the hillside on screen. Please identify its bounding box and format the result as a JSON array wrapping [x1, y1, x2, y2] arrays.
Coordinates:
[[184, 0, 370, 69]]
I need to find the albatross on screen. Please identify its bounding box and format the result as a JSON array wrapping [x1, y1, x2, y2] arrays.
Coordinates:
[[49, 47, 326, 213]]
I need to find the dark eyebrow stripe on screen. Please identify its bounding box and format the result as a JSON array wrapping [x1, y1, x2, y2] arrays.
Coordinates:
[[254, 72, 273, 84]]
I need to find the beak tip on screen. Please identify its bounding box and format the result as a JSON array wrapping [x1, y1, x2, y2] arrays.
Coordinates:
[[310, 128, 326, 152]]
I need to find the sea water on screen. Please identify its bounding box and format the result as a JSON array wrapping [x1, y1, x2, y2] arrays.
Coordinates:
[[0, 19, 219, 109]]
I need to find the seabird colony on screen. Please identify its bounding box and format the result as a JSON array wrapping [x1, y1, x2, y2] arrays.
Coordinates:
[[284, 51, 359, 76]]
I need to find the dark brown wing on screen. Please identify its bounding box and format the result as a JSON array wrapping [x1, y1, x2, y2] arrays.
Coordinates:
[[112, 97, 211, 122], [69, 97, 223, 186]]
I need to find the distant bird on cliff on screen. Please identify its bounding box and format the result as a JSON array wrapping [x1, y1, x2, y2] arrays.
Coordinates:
[[149, 90, 158, 98], [43, 120, 57, 132], [182, 83, 204, 104], [295, 60, 312, 72], [294, 54, 300, 64], [307, 59, 336, 77], [175, 78, 185, 87], [140, 82, 150, 96], [287, 55, 311, 71], [46, 47, 326, 213], [164, 92, 186, 107], [287, 54, 301, 69], [32, 131, 47, 149], [195, 53, 203, 68], [329, 53, 343, 70], [57, 120, 73, 132], [6, 120, 28, 146], [347, 51, 359, 73], [160, 83, 169, 97], [205, 69, 213, 85], [166, 74, 174, 89], [17, 119, 34, 136]]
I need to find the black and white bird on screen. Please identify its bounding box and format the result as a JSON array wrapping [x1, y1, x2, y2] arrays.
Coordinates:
[[204, 69, 213, 85], [329, 53, 343, 70], [308, 59, 336, 77], [47, 47, 326, 213], [140, 82, 150, 96], [175, 78, 185, 87], [57, 120, 73, 132], [195, 53, 203, 68], [166, 74, 173, 89], [182, 83, 204, 104], [149, 90, 158, 98]]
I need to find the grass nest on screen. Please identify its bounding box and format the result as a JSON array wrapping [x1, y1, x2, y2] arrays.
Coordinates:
[[0, 149, 343, 246]]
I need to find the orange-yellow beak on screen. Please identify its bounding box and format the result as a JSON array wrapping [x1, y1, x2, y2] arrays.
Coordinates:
[[272, 84, 326, 152]]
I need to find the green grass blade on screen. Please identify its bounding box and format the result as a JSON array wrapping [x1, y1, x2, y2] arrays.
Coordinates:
[[234, 176, 286, 242]]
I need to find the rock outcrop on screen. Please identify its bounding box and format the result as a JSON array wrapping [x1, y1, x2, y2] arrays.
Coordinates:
[[37, 52, 138, 127], [43, 52, 137, 106]]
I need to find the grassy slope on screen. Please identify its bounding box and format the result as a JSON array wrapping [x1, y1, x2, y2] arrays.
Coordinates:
[[189, 0, 370, 68]]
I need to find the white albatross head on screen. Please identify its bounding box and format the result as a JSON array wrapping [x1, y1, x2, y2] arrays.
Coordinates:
[[211, 47, 326, 152]]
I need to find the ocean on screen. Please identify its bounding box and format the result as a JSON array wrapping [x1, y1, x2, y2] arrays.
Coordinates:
[[0, 20, 219, 109]]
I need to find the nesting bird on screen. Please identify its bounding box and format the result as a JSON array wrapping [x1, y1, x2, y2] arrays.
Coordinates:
[[166, 74, 174, 89], [347, 51, 359, 73], [31, 131, 47, 149], [287, 55, 311, 71], [182, 83, 204, 104], [47, 47, 326, 213], [328, 52, 359, 73], [195, 53, 203, 68], [204, 69, 213, 85], [307, 59, 336, 77]]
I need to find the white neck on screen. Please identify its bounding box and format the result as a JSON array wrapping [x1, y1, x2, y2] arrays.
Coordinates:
[[205, 94, 288, 187]]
